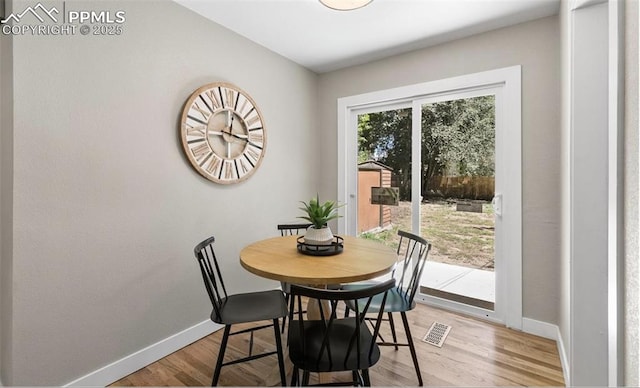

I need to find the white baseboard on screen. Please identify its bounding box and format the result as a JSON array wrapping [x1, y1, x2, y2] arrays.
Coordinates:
[[522, 317, 558, 339], [555, 326, 571, 386], [64, 320, 222, 387], [522, 318, 570, 387]]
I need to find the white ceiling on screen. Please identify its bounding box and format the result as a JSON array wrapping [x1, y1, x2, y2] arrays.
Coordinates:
[[175, 0, 560, 74]]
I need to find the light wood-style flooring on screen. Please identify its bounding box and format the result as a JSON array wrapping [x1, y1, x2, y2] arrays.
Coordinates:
[[111, 303, 565, 386]]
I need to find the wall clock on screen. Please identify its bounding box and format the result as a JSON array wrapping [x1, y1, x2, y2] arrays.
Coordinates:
[[180, 82, 266, 184]]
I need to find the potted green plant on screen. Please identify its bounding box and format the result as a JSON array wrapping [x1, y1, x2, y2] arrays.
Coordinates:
[[298, 195, 343, 245]]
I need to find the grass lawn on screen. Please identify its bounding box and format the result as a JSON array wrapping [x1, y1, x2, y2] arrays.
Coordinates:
[[360, 201, 495, 271]]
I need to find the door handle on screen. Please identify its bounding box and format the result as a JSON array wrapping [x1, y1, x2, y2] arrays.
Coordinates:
[[492, 194, 502, 218]]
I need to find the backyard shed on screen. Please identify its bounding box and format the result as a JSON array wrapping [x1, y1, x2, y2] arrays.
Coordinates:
[[358, 161, 393, 233]]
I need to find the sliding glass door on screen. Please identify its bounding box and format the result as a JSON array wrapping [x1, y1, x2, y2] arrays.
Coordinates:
[[412, 90, 499, 317], [337, 67, 521, 327]]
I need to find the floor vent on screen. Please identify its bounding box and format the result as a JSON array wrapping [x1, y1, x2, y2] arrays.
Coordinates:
[[422, 322, 451, 348]]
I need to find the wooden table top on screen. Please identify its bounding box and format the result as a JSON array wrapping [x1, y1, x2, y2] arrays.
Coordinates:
[[239, 235, 398, 285]]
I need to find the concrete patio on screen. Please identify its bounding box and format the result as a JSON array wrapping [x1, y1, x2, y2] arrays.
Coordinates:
[[420, 261, 495, 310]]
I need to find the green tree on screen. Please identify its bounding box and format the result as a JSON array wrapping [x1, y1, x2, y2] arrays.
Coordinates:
[[358, 96, 494, 201], [434, 96, 495, 177], [358, 108, 413, 199]]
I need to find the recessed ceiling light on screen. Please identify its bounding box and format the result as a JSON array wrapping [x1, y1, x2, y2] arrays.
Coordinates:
[[319, 0, 373, 11]]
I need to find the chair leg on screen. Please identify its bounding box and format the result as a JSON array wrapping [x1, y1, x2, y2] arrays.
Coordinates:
[[302, 370, 310, 386], [211, 324, 231, 386], [282, 293, 290, 333], [249, 331, 254, 356], [400, 312, 423, 386], [362, 369, 371, 386], [291, 366, 299, 387], [272, 319, 287, 386], [387, 312, 399, 350], [352, 371, 359, 386]]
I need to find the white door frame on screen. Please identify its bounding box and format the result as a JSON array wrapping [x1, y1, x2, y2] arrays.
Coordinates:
[[336, 66, 522, 329]]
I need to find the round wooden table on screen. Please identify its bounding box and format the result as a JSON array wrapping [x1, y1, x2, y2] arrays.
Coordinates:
[[240, 235, 398, 285], [241, 235, 398, 384]]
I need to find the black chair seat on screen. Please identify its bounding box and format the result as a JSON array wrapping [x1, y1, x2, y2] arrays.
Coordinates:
[[214, 290, 288, 324], [288, 318, 381, 372], [342, 285, 416, 313]]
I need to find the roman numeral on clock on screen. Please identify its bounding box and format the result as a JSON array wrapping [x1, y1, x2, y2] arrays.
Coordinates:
[[206, 155, 221, 175], [186, 124, 206, 138], [191, 143, 211, 161], [234, 159, 241, 178], [242, 152, 255, 168], [225, 88, 236, 109], [198, 152, 213, 167], [241, 157, 252, 174], [205, 90, 222, 110], [245, 147, 261, 164], [238, 99, 249, 116], [222, 160, 233, 180], [245, 114, 262, 129], [187, 114, 207, 126], [248, 132, 263, 144], [191, 101, 211, 121]]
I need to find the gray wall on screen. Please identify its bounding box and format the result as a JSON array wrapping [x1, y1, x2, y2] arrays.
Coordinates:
[[317, 15, 561, 324], [4, 0, 318, 385], [0, 0, 14, 383]]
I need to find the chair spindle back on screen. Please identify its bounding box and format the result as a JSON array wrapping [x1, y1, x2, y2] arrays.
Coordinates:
[[194, 236, 228, 323], [277, 223, 312, 236], [393, 230, 431, 304]]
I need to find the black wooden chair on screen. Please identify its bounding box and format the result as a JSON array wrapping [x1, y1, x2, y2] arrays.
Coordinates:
[[342, 230, 431, 386], [277, 223, 313, 332], [277, 223, 313, 236], [194, 236, 287, 386], [287, 279, 396, 386]]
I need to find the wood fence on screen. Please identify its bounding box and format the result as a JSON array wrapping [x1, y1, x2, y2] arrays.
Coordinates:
[[427, 175, 495, 200]]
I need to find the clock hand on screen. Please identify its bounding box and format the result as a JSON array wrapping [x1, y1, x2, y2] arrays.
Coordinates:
[[210, 129, 238, 144], [214, 128, 240, 144], [229, 111, 235, 129], [224, 112, 245, 143], [229, 133, 248, 141]]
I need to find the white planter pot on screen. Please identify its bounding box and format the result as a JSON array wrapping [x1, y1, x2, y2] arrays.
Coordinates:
[[304, 226, 334, 245]]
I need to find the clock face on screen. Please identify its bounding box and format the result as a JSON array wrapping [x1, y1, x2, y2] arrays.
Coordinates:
[[180, 82, 266, 184]]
